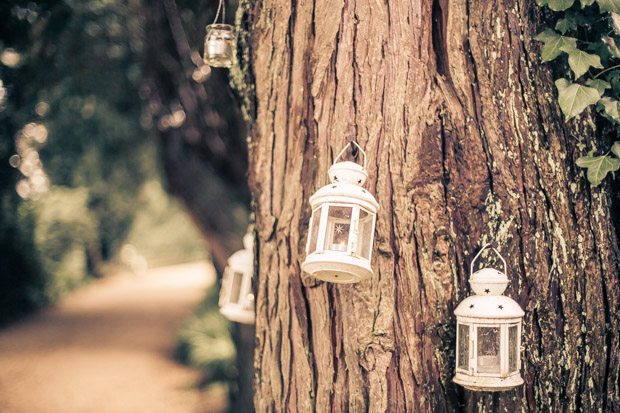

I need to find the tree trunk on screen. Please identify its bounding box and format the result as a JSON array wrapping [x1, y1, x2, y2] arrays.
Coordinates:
[[239, 0, 620, 411]]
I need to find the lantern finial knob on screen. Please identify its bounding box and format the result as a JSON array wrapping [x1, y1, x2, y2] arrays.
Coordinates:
[[469, 243, 509, 295], [243, 229, 254, 251], [328, 142, 368, 186]]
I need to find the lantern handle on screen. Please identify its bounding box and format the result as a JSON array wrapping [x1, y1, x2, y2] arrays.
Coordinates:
[[470, 242, 507, 277], [334, 141, 367, 169], [213, 0, 225, 24]]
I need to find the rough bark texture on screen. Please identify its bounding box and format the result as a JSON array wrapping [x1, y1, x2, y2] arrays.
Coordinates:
[[239, 0, 620, 411]]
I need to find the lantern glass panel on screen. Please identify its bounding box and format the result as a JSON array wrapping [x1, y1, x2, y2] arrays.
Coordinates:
[[308, 207, 322, 253], [204, 25, 235, 67], [457, 323, 470, 370], [325, 206, 352, 252], [229, 271, 244, 304], [355, 209, 373, 259], [509, 324, 518, 373], [477, 326, 500, 374]]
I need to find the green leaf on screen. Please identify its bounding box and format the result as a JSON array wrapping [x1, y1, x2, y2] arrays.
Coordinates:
[[608, 70, 620, 95], [598, 0, 620, 13], [548, 0, 575, 10], [612, 141, 620, 157], [556, 78, 602, 119], [560, 44, 604, 78], [598, 97, 620, 122], [586, 78, 611, 94], [576, 154, 620, 186], [581, 0, 596, 5], [612, 13, 620, 34], [537, 0, 549, 5], [556, 17, 578, 34], [601, 36, 620, 59], [535, 29, 577, 62]]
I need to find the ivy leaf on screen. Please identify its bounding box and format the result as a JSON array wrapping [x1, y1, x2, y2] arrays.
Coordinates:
[[598, 97, 620, 122], [560, 44, 604, 79], [601, 36, 620, 59], [556, 17, 578, 33], [608, 70, 620, 95], [548, 0, 575, 10], [598, 0, 620, 13], [612, 141, 620, 157], [535, 29, 577, 62], [586, 78, 611, 94], [576, 154, 620, 186], [612, 13, 620, 34], [581, 0, 596, 5], [555, 78, 602, 119]]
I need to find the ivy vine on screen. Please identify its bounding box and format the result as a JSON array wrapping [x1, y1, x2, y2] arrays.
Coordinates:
[[536, 0, 620, 186]]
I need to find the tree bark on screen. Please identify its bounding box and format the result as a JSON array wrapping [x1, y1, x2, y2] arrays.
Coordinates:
[[239, 0, 620, 411]]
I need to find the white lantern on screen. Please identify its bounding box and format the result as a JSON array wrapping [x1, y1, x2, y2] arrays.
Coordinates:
[[203, 23, 235, 68], [219, 232, 254, 324], [301, 142, 379, 284], [453, 243, 525, 391]]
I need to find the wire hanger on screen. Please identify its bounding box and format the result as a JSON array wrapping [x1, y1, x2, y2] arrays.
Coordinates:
[[213, 0, 225, 24]]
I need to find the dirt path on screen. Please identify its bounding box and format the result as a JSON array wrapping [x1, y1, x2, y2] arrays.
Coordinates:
[[0, 261, 226, 413]]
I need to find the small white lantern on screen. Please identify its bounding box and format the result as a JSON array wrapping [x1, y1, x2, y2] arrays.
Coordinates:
[[203, 23, 236, 68], [219, 231, 254, 324], [453, 243, 525, 391], [301, 142, 379, 284]]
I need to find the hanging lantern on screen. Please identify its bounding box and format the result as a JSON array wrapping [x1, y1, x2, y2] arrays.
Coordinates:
[[301, 142, 379, 284], [203, 0, 235, 68], [453, 243, 525, 391], [219, 231, 254, 324]]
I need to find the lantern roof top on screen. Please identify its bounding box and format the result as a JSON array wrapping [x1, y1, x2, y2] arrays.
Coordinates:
[[328, 142, 369, 186], [454, 294, 524, 319], [227, 248, 252, 270], [470, 268, 508, 295], [309, 181, 379, 212]]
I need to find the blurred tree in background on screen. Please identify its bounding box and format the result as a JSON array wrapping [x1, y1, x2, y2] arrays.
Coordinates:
[[0, 0, 154, 317], [1, 0, 252, 410]]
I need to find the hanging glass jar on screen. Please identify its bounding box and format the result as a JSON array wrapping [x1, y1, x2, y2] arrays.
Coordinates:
[[203, 0, 235, 68], [301, 142, 379, 284], [453, 243, 525, 391], [219, 231, 254, 324]]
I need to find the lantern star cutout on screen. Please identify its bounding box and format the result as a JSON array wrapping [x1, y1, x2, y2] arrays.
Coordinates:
[[335, 224, 345, 235], [484, 288, 490, 294], [498, 305, 504, 310]]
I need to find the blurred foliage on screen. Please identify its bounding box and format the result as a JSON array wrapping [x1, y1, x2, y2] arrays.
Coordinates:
[[175, 283, 236, 385], [124, 179, 208, 267], [0, 0, 156, 321], [27, 186, 97, 299]]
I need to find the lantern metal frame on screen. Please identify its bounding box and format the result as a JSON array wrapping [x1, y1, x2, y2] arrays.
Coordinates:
[[219, 232, 255, 324], [301, 142, 379, 284], [453, 243, 525, 392]]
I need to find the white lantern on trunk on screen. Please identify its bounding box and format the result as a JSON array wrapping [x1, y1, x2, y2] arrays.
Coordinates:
[[219, 231, 254, 324], [453, 243, 524, 391], [301, 142, 379, 284]]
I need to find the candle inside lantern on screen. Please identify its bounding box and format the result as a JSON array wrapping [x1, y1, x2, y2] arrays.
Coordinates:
[[330, 242, 347, 252], [207, 40, 230, 56]]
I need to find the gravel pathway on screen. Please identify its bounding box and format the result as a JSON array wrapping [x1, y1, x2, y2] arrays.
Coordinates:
[[0, 261, 226, 413]]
